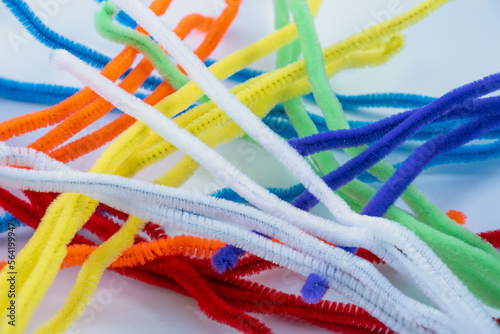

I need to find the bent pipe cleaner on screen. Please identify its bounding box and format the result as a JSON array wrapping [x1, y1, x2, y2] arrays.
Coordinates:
[[0, 143, 473, 333], [50, 48, 497, 333], [0, 0, 498, 330]]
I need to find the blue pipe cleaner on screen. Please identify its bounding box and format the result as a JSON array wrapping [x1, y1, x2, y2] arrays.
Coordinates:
[[291, 73, 500, 211], [211, 244, 246, 274], [0, 213, 24, 233], [2, 0, 111, 67], [288, 97, 500, 155], [3, 0, 439, 110], [0, 77, 147, 105], [2, 0, 164, 90], [363, 114, 500, 217], [300, 273, 329, 304], [0, 77, 79, 105]]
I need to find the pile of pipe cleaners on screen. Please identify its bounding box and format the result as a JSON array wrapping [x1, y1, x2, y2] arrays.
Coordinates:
[[0, 0, 499, 333]]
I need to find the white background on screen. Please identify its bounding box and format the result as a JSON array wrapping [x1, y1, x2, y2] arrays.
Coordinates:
[[0, 0, 499, 333]]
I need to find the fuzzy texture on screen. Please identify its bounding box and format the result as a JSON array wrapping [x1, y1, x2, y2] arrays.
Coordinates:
[[7, 223, 270, 334], [27, 1, 211, 155], [363, 115, 500, 217], [45, 1, 234, 163], [96, 2, 188, 89], [0, 47, 137, 142], [106, 22, 406, 182], [2, 0, 165, 90], [283, 68, 500, 309], [1, 1, 498, 332], [0, 3, 209, 328], [2, 0, 111, 67], [0, 145, 459, 333], [0, 213, 24, 233], [3, 9, 290, 324], [3, 1, 492, 332], [2, 144, 493, 334], [264, 104, 500, 172], [286, 0, 500, 316], [1, 0, 438, 112], [1, 159, 498, 332], [0, 77, 79, 105], [291, 73, 500, 211], [446, 210, 468, 225], [0, 189, 300, 334], [274, 0, 337, 177], [112, 12, 405, 178], [279, 0, 500, 286], [284, 1, 500, 310], [301, 273, 329, 304], [211, 244, 246, 274], [0, 144, 416, 332], [479, 230, 500, 248], [0, 74, 439, 112], [28, 57, 155, 153], [94, 0, 137, 28], [62, 236, 224, 269], [113, 255, 393, 333], [50, 46, 499, 332], [288, 97, 500, 154]]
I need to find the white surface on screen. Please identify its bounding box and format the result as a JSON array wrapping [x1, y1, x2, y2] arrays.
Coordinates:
[[0, 0, 499, 333]]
